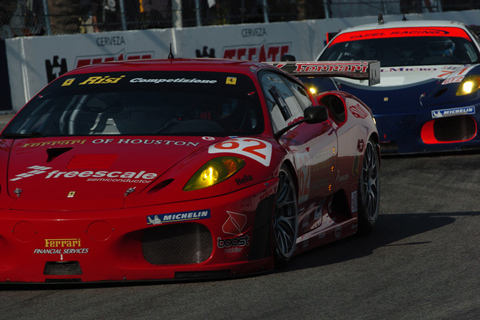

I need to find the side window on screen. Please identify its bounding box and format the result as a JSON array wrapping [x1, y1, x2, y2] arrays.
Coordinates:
[[259, 72, 305, 133], [286, 81, 313, 110]]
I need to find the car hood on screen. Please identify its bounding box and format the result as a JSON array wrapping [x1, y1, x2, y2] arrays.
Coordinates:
[[334, 64, 480, 114], [378, 64, 472, 86], [338, 64, 469, 87], [1, 136, 221, 211]]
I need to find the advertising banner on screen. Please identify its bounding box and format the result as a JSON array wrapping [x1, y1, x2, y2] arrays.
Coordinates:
[[4, 10, 480, 111]]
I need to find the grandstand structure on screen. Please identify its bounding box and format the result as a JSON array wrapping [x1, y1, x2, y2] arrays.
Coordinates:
[[1, 0, 478, 39]]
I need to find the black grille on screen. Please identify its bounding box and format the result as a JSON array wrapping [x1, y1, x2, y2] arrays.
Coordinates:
[[44, 261, 82, 275], [433, 115, 476, 142], [143, 223, 213, 265]]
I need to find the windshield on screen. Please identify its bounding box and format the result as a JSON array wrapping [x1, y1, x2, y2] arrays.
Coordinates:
[[319, 28, 480, 67], [3, 71, 264, 137]]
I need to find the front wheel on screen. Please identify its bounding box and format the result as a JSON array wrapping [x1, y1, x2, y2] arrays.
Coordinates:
[[357, 139, 380, 235], [273, 165, 298, 268]]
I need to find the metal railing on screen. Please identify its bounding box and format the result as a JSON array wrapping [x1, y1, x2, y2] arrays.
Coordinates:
[[1, 0, 479, 38]]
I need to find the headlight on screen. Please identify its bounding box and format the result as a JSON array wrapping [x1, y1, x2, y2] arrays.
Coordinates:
[[456, 76, 480, 96], [183, 156, 245, 191]]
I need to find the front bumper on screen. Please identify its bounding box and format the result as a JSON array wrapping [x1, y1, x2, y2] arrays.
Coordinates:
[[0, 180, 277, 283], [376, 104, 480, 154]]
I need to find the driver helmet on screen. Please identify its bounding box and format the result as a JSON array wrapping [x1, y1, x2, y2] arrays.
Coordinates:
[[429, 38, 455, 57]]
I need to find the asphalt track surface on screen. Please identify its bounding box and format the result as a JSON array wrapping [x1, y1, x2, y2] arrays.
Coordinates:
[[0, 153, 480, 320], [0, 128, 479, 319]]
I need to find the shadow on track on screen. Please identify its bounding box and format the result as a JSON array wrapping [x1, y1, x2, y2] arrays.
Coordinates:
[[281, 211, 480, 273]]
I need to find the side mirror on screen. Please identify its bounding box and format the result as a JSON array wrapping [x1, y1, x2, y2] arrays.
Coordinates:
[[304, 106, 328, 124], [274, 106, 329, 139]]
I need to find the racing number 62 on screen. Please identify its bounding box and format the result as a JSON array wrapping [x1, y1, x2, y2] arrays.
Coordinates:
[[209, 138, 272, 167]]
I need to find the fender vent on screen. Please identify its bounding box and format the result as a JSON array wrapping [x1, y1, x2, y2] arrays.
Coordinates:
[[433, 87, 448, 98]]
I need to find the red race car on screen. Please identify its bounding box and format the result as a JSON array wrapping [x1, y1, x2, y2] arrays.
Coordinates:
[[0, 58, 380, 283]]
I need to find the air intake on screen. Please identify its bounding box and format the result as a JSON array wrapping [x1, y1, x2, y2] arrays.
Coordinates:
[[143, 223, 213, 265], [44, 261, 82, 275]]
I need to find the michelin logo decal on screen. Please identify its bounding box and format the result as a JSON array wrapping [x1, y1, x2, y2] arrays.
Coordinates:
[[147, 209, 211, 225], [432, 106, 475, 118]]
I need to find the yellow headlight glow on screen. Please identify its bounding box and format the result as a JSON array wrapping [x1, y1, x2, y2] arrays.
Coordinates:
[[184, 156, 245, 191], [462, 81, 474, 94], [201, 167, 218, 185], [456, 76, 480, 96]]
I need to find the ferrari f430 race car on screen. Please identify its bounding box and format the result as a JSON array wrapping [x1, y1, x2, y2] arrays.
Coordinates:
[[0, 58, 379, 283], [315, 18, 480, 154]]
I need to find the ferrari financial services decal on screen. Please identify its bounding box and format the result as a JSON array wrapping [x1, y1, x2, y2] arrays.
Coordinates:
[[208, 137, 272, 166], [34, 238, 89, 254], [431, 106, 475, 118], [147, 209, 211, 225]]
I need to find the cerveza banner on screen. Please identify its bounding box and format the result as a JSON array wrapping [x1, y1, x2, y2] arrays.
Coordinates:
[[4, 9, 480, 112], [0, 40, 12, 111]]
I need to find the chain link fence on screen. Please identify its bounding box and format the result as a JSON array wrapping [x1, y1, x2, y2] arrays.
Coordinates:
[[1, 0, 479, 38]]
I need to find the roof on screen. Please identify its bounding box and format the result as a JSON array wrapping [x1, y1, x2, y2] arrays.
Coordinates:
[[338, 19, 469, 34], [66, 58, 272, 75]]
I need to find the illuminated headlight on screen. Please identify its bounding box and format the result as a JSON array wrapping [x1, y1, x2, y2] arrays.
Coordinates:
[[309, 86, 317, 95], [456, 76, 480, 96], [183, 156, 245, 191]]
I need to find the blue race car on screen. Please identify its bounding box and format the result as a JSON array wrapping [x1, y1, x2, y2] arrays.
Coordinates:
[[314, 17, 480, 154]]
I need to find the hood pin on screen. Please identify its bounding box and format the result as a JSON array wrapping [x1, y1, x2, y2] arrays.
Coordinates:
[[124, 187, 136, 197], [14, 188, 22, 197]]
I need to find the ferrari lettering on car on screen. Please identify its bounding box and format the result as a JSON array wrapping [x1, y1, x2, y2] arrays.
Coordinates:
[[0, 58, 379, 283], [294, 61, 369, 73], [22, 139, 87, 147], [45, 238, 81, 247], [268, 61, 380, 85]]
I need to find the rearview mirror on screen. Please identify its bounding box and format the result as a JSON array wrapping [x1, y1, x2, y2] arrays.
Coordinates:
[[274, 106, 328, 139], [304, 106, 328, 124]]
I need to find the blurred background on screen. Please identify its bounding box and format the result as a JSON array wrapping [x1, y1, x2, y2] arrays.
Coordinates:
[[1, 0, 479, 39]]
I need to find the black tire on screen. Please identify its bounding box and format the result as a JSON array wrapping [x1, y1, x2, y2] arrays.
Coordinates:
[[273, 165, 298, 268], [357, 139, 380, 235]]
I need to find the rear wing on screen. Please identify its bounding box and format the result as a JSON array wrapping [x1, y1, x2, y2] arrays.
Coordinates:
[[265, 61, 380, 86]]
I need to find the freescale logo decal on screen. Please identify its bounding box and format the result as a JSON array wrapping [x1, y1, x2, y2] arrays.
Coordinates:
[[10, 165, 158, 183]]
